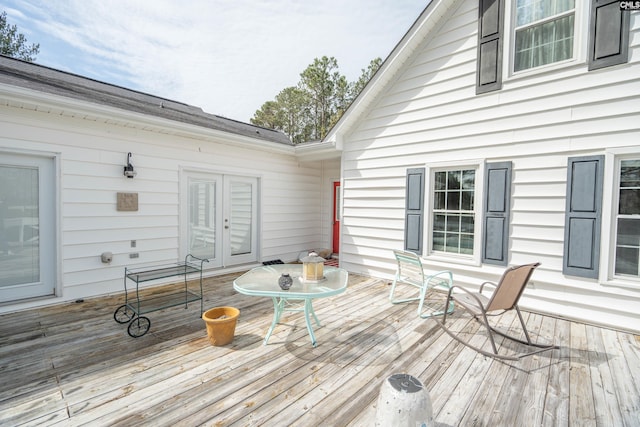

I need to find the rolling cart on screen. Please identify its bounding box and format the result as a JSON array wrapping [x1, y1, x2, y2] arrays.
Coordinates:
[[113, 254, 209, 337]]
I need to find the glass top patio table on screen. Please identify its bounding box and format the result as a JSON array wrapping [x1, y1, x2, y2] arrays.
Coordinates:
[[233, 264, 348, 346]]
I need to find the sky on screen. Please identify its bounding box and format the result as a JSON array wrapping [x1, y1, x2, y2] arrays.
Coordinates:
[[1, 0, 428, 123]]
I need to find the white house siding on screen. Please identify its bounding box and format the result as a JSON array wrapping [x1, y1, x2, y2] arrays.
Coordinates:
[[339, 1, 640, 332], [0, 100, 330, 313]]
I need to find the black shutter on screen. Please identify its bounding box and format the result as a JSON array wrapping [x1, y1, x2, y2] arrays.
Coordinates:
[[405, 168, 425, 254], [476, 0, 504, 94], [588, 0, 630, 70], [563, 156, 604, 278], [482, 161, 511, 265]]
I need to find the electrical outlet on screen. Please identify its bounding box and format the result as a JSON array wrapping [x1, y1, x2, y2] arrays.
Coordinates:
[[129, 253, 139, 259], [131, 240, 136, 248]]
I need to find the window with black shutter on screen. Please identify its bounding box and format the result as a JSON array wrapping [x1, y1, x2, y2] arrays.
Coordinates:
[[482, 162, 512, 266], [477, 0, 504, 94], [588, 0, 631, 70], [405, 168, 425, 254], [563, 156, 604, 278]]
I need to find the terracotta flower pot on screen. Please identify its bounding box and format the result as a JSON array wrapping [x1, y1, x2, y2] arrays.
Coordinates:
[[202, 306, 240, 346]]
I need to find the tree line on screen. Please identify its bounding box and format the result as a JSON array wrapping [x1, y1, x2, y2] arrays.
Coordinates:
[[251, 56, 381, 144], [0, 11, 39, 61]]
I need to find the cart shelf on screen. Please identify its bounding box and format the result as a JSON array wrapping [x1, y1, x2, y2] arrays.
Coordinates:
[[114, 254, 209, 337]]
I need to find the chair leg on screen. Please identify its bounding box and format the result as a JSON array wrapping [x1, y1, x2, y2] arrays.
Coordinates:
[[479, 310, 499, 355], [389, 278, 422, 305], [433, 299, 557, 360], [486, 306, 557, 351], [419, 297, 454, 319], [388, 277, 399, 301]]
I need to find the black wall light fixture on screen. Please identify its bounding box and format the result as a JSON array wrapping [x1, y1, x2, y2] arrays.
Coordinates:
[[123, 152, 137, 178]]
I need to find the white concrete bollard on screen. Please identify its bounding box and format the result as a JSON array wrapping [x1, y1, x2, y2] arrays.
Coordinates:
[[374, 373, 433, 427]]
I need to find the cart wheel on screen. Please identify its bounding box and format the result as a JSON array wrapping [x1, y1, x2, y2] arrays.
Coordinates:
[[127, 316, 151, 338], [114, 304, 135, 324]]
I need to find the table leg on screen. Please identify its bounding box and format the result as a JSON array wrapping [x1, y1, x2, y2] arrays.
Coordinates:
[[304, 299, 319, 347], [263, 297, 284, 345]]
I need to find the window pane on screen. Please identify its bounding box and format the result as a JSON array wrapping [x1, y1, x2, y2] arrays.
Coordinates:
[[446, 234, 460, 253], [460, 235, 474, 255], [460, 215, 475, 233], [615, 247, 639, 276], [434, 192, 445, 210], [434, 172, 446, 191], [446, 192, 460, 210], [462, 170, 475, 189], [620, 160, 640, 187], [446, 214, 460, 232], [447, 171, 461, 190], [514, 13, 574, 72], [434, 214, 446, 232], [432, 232, 445, 251], [516, 0, 575, 26], [619, 189, 640, 215], [617, 218, 640, 247], [615, 219, 640, 277], [0, 166, 40, 287], [189, 180, 216, 260], [230, 181, 253, 256], [461, 191, 474, 210]]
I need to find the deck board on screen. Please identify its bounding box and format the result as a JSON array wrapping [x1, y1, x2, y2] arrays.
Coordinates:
[[0, 271, 639, 426]]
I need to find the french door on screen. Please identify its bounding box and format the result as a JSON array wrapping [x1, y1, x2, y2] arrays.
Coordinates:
[[181, 171, 258, 268], [0, 152, 56, 302]]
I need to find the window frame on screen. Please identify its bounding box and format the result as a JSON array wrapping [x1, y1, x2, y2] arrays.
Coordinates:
[[602, 148, 640, 288], [504, 0, 588, 79], [424, 160, 485, 266]]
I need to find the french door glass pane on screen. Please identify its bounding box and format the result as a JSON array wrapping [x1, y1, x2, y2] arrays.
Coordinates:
[[230, 181, 252, 256], [0, 165, 40, 287], [188, 179, 216, 260]]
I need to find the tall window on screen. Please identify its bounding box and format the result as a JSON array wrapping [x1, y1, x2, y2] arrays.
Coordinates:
[[615, 159, 640, 278], [432, 169, 476, 255], [514, 0, 575, 72]]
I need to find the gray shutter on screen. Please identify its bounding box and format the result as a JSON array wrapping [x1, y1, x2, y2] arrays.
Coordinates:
[[563, 156, 604, 278], [588, 0, 630, 70], [482, 161, 511, 265], [476, 0, 504, 94], [405, 168, 425, 254]]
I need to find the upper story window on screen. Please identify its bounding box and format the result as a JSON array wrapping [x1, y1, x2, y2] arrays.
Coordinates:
[[614, 159, 640, 278], [513, 0, 576, 72]]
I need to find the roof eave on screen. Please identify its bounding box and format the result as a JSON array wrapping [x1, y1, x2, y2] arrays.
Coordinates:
[[294, 140, 342, 162], [0, 83, 296, 155]]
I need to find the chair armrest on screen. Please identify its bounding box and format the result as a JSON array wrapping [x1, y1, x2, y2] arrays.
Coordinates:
[[447, 284, 488, 311], [426, 270, 453, 291], [479, 281, 497, 294]]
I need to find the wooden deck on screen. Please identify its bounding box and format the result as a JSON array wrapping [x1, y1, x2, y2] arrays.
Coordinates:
[[1, 271, 639, 426]]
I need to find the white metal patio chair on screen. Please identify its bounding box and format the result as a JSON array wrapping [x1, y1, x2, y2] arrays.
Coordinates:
[[389, 249, 454, 318]]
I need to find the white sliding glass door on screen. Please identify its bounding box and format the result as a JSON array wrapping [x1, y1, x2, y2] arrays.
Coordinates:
[[182, 171, 258, 268], [0, 153, 56, 302]]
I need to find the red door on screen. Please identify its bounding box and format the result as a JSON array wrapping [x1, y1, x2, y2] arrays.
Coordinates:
[[332, 181, 340, 254]]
